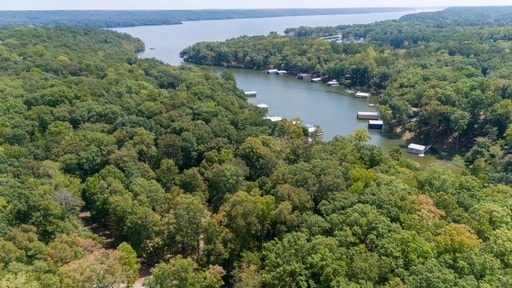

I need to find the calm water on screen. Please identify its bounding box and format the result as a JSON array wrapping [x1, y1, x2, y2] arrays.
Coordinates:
[[228, 68, 386, 142], [115, 8, 462, 168]]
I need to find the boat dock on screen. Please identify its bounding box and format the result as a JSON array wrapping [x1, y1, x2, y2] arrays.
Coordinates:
[[357, 111, 379, 120], [256, 103, 268, 110], [368, 120, 383, 129], [327, 80, 339, 87], [355, 92, 370, 99], [244, 91, 257, 97], [407, 144, 432, 156], [265, 116, 283, 122]]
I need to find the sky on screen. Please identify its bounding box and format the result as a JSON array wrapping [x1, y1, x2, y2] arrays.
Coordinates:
[[0, 0, 510, 10]]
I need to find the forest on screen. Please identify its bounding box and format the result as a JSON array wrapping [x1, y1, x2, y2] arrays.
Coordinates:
[[181, 7, 512, 186], [0, 12, 511, 288], [0, 8, 411, 28]]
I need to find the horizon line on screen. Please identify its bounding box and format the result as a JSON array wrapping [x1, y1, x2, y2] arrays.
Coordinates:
[[1, 6, 488, 12]]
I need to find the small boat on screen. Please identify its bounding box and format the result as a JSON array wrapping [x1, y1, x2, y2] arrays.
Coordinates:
[[369, 104, 375, 107], [345, 89, 355, 94]]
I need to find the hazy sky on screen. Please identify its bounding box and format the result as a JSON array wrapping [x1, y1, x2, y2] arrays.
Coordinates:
[[0, 0, 510, 10]]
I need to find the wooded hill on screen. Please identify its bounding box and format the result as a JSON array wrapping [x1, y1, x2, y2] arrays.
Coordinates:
[[0, 24, 511, 287]]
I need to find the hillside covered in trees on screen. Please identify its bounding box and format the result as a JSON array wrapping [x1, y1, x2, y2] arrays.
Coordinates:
[[181, 7, 512, 185], [0, 22, 511, 287]]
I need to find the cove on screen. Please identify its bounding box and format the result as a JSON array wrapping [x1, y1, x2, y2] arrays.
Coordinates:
[[114, 9, 463, 169]]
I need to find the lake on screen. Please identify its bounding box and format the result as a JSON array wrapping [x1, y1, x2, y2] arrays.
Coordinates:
[[115, 9, 438, 67], [115, 8, 462, 168]]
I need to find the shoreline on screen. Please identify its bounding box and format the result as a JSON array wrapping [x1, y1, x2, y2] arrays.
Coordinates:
[[0, 8, 418, 29]]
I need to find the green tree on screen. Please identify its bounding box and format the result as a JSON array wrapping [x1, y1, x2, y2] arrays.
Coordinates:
[[163, 194, 209, 258], [205, 162, 246, 212], [485, 229, 512, 268], [435, 223, 481, 256], [273, 184, 314, 214], [145, 255, 224, 288], [117, 242, 140, 288], [178, 167, 208, 201], [260, 232, 310, 288], [378, 230, 435, 277], [406, 260, 457, 288], [219, 191, 276, 255], [467, 203, 512, 239], [327, 203, 399, 249], [156, 158, 179, 191], [237, 136, 281, 180], [58, 249, 133, 288], [449, 109, 470, 150]]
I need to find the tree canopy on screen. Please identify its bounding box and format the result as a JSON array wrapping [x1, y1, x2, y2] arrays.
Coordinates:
[[0, 10, 511, 287]]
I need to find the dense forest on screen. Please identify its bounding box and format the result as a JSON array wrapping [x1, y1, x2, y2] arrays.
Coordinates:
[[0, 18, 511, 287], [401, 6, 512, 25], [0, 8, 412, 28], [181, 6, 512, 185]]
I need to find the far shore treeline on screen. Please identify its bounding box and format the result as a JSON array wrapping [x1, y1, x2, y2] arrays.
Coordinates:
[[0, 8, 412, 28]]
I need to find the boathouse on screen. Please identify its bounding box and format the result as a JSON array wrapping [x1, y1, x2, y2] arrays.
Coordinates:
[[355, 92, 370, 99], [327, 80, 339, 86], [368, 120, 383, 129], [304, 123, 316, 134], [265, 116, 283, 122], [321, 35, 342, 42], [296, 73, 311, 79], [256, 103, 268, 110], [407, 143, 427, 155], [244, 91, 257, 97], [357, 111, 379, 120]]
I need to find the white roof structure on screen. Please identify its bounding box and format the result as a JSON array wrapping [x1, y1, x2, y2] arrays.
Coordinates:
[[304, 123, 316, 133], [265, 116, 283, 122], [407, 143, 426, 150]]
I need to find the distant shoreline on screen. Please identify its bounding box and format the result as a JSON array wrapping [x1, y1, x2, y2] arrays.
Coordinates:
[[0, 8, 415, 28]]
